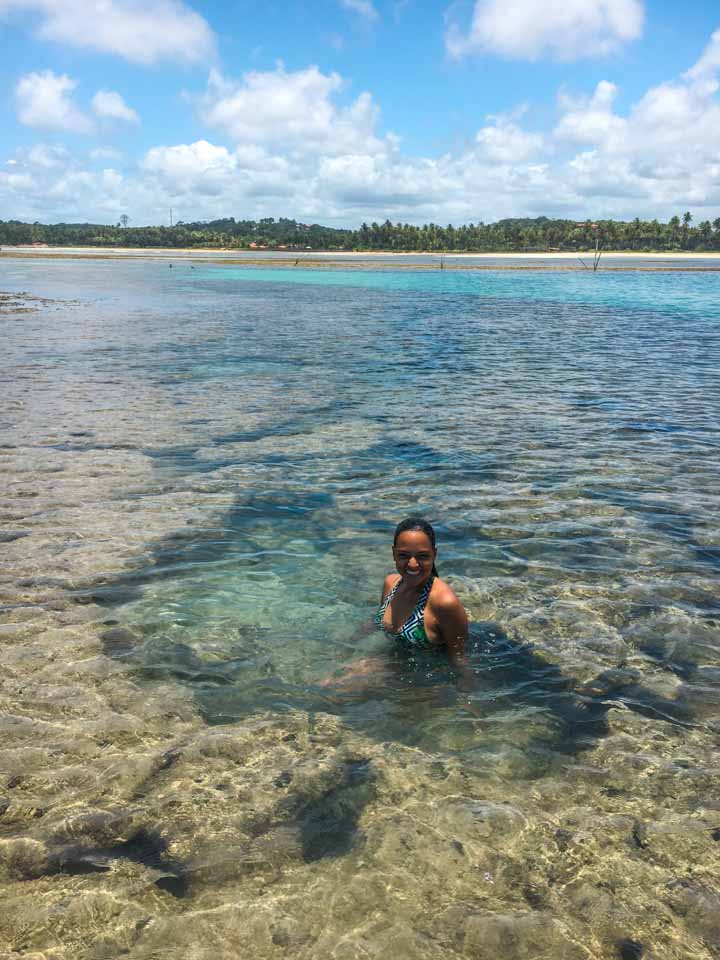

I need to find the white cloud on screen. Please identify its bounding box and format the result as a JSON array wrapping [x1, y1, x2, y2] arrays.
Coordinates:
[[550, 37, 720, 211], [25, 143, 72, 168], [684, 28, 720, 91], [0, 170, 35, 195], [317, 154, 431, 207], [475, 113, 544, 162], [142, 140, 237, 196], [15, 72, 139, 135], [561, 47, 720, 166], [200, 65, 388, 156], [15, 70, 92, 133], [340, 0, 378, 21], [91, 90, 139, 123], [142, 140, 298, 201], [555, 81, 626, 146], [0, 0, 215, 64], [447, 0, 644, 61]]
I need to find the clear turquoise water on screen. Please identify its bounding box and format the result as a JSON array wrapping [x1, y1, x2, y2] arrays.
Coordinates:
[[2, 257, 719, 957], [191, 264, 720, 319]]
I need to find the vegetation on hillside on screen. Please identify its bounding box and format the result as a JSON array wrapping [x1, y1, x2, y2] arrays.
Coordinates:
[[2, 212, 720, 252]]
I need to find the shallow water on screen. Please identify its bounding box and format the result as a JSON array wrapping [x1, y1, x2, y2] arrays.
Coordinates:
[[1, 258, 719, 959]]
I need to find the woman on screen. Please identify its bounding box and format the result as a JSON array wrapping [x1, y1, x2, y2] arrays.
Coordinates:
[[376, 517, 471, 683], [322, 517, 472, 691]]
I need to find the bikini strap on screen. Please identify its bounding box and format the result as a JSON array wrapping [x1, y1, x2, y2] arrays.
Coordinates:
[[417, 575, 434, 612]]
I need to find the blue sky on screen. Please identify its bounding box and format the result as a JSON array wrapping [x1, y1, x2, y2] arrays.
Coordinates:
[[1, 0, 719, 226]]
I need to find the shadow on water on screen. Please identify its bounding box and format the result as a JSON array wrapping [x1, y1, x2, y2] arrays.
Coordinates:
[[75, 436, 502, 607], [83, 428, 697, 770], [316, 621, 695, 757], [83, 621, 633, 891], [33, 746, 375, 894], [279, 756, 375, 863], [48, 828, 188, 898], [472, 623, 695, 735], [74, 484, 337, 610], [99, 610, 695, 769]]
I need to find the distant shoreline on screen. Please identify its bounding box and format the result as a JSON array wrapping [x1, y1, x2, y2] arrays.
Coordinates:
[[2, 246, 720, 272]]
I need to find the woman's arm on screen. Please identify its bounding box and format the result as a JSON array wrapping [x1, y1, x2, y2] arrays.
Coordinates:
[[435, 591, 474, 691]]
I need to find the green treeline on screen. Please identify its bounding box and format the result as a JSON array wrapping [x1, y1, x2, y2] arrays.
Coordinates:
[[2, 212, 720, 252]]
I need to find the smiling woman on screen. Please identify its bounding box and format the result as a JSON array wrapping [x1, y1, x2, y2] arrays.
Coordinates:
[[320, 516, 472, 693], [376, 517, 469, 672]]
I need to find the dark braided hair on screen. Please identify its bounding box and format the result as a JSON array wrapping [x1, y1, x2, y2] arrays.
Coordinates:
[[393, 517, 439, 577]]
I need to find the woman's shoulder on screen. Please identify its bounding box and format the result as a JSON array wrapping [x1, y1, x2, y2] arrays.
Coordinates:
[[429, 577, 463, 611], [381, 572, 401, 599]]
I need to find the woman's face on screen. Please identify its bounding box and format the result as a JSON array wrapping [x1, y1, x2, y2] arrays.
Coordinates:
[[393, 529, 436, 587]]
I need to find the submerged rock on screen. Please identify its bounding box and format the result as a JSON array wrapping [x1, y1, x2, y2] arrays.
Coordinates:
[[463, 911, 585, 959], [0, 838, 48, 880]]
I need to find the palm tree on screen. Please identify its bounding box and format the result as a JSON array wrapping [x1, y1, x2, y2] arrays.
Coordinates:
[[681, 211, 693, 249], [697, 221, 712, 248]]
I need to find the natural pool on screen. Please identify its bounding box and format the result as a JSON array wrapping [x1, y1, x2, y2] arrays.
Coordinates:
[[1, 258, 719, 959]]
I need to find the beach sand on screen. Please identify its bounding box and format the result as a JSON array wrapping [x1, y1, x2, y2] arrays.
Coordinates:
[[2, 246, 720, 271]]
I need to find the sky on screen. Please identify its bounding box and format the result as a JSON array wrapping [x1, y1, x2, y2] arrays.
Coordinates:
[[0, 0, 719, 227]]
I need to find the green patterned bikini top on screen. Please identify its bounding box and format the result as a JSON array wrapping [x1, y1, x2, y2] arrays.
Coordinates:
[[374, 576, 434, 647]]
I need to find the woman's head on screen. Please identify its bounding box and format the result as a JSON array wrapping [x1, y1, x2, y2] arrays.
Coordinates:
[[392, 517, 439, 583]]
